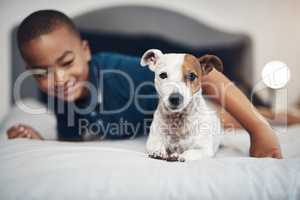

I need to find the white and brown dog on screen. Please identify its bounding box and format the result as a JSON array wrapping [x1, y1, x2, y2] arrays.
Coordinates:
[[140, 49, 224, 162]]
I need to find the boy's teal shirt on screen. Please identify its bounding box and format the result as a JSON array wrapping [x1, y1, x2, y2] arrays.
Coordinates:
[[54, 52, 158, 140]]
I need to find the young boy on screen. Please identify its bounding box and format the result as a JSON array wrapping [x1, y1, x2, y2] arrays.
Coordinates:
[[7, 10, 282, 158]]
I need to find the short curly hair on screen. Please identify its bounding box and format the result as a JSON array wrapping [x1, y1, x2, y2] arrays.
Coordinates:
[[17, 9, 80, 53]]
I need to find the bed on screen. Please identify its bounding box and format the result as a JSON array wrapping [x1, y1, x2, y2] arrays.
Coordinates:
[[0, 99, 300, 199], [3, 5, 299, 200]]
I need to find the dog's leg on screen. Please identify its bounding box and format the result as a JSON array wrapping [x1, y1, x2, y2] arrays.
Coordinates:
[[146, 127, 167, 160], [147, 133, 167, 160]]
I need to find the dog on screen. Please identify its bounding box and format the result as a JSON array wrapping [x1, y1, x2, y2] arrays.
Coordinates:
[[140, 49, 223, 162]]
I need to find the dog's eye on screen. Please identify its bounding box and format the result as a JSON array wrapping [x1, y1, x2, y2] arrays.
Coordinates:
[[186, 72, 197, 81], [159, 72, 168, 79]]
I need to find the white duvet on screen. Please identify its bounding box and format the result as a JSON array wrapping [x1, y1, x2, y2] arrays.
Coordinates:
[[0, 126, 300, 200], [0, 100, 300, 200]]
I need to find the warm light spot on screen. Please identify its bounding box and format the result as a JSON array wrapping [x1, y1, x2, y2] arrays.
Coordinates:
[[262, 61, 290, 89]]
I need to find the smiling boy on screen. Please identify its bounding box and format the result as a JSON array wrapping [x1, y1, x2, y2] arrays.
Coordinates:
[[7, 10, 282, 158]]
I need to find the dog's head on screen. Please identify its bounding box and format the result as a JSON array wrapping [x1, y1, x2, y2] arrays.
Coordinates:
[[140, 49, 223, 112]]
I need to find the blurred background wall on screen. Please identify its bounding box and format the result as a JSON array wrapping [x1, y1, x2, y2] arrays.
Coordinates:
[[0, 0, 299, 121]]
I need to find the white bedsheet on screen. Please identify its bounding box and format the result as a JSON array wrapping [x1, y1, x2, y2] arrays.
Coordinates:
[[0, 126, 300, 200]]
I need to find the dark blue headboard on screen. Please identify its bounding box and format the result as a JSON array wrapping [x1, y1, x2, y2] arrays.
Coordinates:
[[81, 31, 243, 83]]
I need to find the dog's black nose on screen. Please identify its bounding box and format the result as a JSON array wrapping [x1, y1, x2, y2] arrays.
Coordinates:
[[168, 93, 183, 108]]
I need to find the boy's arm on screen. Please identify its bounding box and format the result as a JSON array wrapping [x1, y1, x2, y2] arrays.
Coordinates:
[[202, 69, 282, 158]]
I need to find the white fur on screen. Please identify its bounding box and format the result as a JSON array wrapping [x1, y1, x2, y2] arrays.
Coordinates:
[[141, 49, 222, 161]]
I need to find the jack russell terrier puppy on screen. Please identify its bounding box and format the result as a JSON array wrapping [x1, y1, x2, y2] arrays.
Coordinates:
[[140, 49, 224, 162]]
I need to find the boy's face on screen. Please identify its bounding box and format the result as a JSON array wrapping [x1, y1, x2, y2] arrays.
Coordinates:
[[21, 26, 91, 102]]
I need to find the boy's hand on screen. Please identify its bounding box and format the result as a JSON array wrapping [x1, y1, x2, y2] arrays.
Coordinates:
[[7, 124, 43, 140], [249, 125, 282, 159]]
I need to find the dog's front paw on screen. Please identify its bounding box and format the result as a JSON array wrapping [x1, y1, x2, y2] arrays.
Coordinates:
[[148, 150, 168, 160], [166, 152, 180, 162], [178, 156, 186, 162]]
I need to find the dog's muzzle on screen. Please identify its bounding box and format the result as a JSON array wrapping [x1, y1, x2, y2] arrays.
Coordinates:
[[168, 92, 183, 109]]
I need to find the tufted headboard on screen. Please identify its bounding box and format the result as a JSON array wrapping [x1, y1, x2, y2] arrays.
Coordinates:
[[10, 5, 266, 107]]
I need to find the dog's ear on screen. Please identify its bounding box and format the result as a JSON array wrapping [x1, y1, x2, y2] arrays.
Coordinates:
[[198, 55, 223, 75], [140, 49, 163, 71]]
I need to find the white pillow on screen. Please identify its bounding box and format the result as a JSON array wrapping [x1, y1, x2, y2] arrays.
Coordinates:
[[0, 98, 57, 140]]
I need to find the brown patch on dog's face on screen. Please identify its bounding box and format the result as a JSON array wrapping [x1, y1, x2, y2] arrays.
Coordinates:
[[182, 54, 202, 95], [182, 54, 223, 95]]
